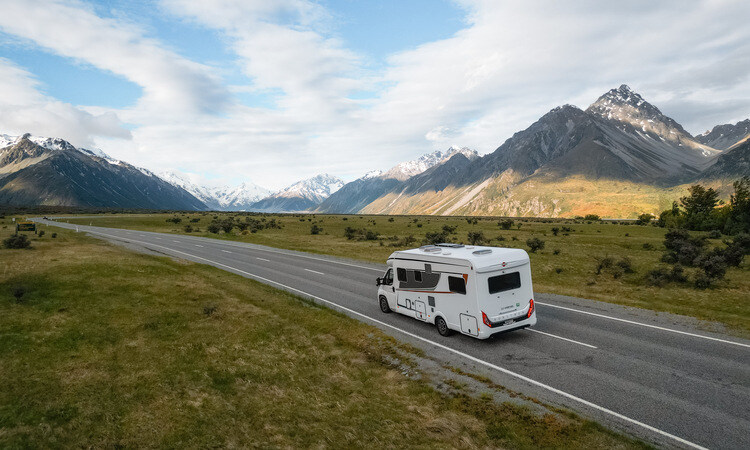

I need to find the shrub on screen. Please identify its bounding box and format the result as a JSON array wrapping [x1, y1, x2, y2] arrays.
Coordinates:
[[495, 235, 506, 242], [442, 225, 458, 234], [642, 243, 654, 250], [553, 249, 560, 255], [636, 213, 654, 225], [584, 214, 600, 221], [594, 256, 614, 274], [3, 234, 31, 249], [551, 227, 559, 236], [51, 233, 57, 238], [707, 230, 721, 239], [616, 257, 635, 274], [498, 219, 514, 230], [165, 217, 182, 224], [423, 231, 450, 245], [694, 272, 712, 289], [388, 217, 394, 222], [183, 224, 193, 233], [190, 218, 200, 223], [695, 252, 727, 280], [467, 231, 486, 245], [37, 230, 45, 237], [526, 237, 545, 253], [12, 286, 25, 303], [310, 224, 322, 235], [207, 222, 221, 234], [555, 267, 563, 274]]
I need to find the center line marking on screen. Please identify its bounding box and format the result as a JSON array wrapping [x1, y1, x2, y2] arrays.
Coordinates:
[[32, 227, 711, 450], [172, 240, 180, 243], [304, 268, 324, 275], [256, 257, 270, 262], [139, 234, 146, 237], [526, 328, 597, 349], [222, 250, 232, 253], [195, 244, 204, 248], [154, 237, 161, 240]]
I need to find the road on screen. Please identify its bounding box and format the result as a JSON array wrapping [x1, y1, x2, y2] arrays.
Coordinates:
[[35, 219, 750, 449]]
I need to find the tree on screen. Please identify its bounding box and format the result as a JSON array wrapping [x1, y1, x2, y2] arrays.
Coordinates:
[[680, 184, 720, 230], [725, 176, 750, 235], [526, 237, 545, 253]]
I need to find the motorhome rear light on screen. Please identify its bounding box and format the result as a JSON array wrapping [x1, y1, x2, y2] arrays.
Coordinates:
[[527, 299, 535, 318], [482, 311, 492, 328]]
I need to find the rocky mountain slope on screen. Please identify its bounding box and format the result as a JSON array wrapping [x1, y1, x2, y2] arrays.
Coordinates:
[[696, 119, 750, 150], [250, 174, 344, 213], [0, 134, 206, 209], [356, 85, 742, 217]]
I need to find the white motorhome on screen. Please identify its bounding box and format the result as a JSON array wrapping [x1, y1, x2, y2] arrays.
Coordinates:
[[376, 244, 536, 339]]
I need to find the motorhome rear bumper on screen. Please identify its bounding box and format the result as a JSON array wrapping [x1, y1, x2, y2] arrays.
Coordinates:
[[479, 313, 537, 339]]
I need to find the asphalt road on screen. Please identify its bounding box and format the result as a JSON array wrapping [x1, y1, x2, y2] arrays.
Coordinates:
[[34, 219, 750, 449]]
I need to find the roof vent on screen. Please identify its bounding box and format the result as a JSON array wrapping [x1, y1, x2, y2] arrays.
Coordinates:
[[435, 243, 464, 248], [472, 249, 492, 255], [419, 245, 442, 253]]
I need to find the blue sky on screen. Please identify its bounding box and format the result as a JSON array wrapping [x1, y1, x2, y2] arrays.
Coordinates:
[[0, 0, 748, 189]]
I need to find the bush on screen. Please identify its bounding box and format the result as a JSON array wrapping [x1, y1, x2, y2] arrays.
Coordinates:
[[553, 249, 560, 255], [498, 219, 514, 230], [38, 230, 45, 237], [584, 214, 600, 221], [645, 265, 686, 287], [695, 252, 727, 280], [467, 231, 486, 245], [707, 230, 721, 239], [423, 231, 450, 245], [642, 243, 654, 250], [694, 272, 712, 289], [551, 227, 559, 236], [166, 217, 182, 224], [310, 224, 322, 235], [3, 234, 31, 249], [388, 217, 394, 222], [51, 233, 57, 239], [636, 213, 654, 225], [442, 225, 457, 234], [184, 224, 193, 233], [190, 218, 200, 223], [207, 222, 221, 234], [526, 237, 545, 253], [594, 256, 614, 275]]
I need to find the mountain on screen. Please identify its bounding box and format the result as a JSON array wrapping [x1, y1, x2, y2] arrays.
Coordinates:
[[700, 138, 750, 181], [316, 147, 478, 214], [357, 85, 736, 217], [0, 134, 206, 209], [159, 171, 270, 211], [250, 174, 344, 212], [696, 119, 750, 150]]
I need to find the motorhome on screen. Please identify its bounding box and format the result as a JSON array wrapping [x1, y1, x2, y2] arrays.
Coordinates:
[[376, 244, 536, 339]]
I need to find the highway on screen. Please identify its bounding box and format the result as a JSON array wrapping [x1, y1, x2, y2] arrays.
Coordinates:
[[35, 219, 750, 449]]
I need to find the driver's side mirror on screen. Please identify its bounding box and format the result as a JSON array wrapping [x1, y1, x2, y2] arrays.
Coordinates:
[[376, 277, 382, 286]]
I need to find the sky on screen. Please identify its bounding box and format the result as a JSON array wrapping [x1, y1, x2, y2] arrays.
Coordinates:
[[0, 0, 748, 190]]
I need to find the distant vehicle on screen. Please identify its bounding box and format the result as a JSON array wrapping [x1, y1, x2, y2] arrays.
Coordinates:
[[377, 244, 536, 339]]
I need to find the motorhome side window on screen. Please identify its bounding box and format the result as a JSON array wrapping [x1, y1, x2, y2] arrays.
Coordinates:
[[414, 270, 422, 282], [488, 272, 522, 294], [448, 276, 466, 295], [397, 268, 407, 282]]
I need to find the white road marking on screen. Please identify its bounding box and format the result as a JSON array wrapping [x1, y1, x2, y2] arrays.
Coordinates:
[[537, 302, 750, 349], [526, 328, 597, 349], [68, 229, 707, 450], [172, 240, 180, 243], [222, 250, 232, 253], [195, 244, 204, 248], [304, 268, 325, 275], [154, 237, 161, 240], [256, 257, 270, 262], [139, 234, 146, 237]]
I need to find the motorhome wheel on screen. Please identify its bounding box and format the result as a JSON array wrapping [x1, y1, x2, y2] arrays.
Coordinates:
[[435, 316, 451, 336], [379, 296, 392, 313]]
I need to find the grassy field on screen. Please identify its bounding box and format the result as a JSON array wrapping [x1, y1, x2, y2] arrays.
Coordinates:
[[56, 212, 750, 337], [0, 219, 646, 448]]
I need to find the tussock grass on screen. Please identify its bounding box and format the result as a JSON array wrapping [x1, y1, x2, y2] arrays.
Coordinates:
[[61, 213, 750, 336], [0, 221, 645, 448]]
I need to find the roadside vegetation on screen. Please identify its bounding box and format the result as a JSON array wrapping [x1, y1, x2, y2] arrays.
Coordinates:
[[0, 219, 644, 448], [57, 194, 750, 336]]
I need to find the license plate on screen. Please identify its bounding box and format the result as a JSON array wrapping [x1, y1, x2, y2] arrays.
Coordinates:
[[503, 319, 514, 326]]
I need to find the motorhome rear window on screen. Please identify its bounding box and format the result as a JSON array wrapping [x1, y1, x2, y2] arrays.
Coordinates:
[[448, 276, 466, 295], [397, 268, 407, 282], [488, 272, 521, 294]]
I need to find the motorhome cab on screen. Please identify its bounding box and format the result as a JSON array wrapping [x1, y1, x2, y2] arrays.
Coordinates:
[[376, 244, 536, 339]]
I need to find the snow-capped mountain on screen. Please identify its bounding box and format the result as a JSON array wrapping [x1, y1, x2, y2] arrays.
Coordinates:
[[316, 147, 479, 214], [159, 171, 270, 211], [382, 146, 478, 180], [250, 174, 344, 212], [0, 134, 205, 209]]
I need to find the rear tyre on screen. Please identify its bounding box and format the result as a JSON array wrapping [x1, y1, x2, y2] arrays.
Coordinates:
[[435, 316, 452, 337], [379, 296, 392, 313]]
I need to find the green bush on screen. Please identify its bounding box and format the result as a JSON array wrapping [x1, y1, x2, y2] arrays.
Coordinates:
[[3, 234, 31, 249], [526, 237, 545, 253], [467, 231, 486, 245]]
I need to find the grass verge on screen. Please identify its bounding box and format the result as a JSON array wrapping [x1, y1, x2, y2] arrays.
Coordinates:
[[0, 222, 645, 448]]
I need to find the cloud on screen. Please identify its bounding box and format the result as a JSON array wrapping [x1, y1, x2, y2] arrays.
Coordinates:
[[0, 0, 229, 114], [0, 58, 130, 146], [1, 0, 749, 190]]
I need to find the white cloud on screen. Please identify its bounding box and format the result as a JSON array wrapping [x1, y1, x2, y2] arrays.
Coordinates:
[[1, 0, 749, 190], [0, 58, 130, 146]]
